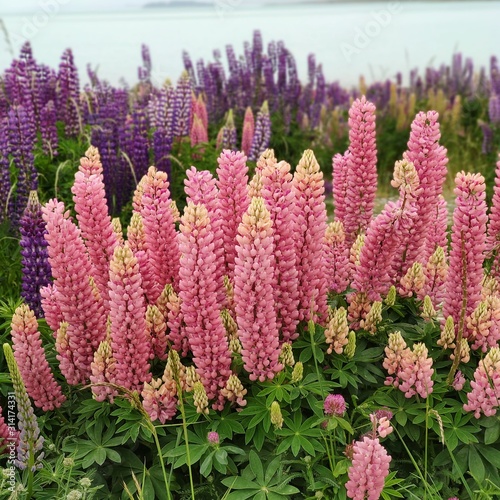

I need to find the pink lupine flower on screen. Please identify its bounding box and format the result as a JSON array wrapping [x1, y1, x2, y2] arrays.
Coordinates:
[[216, 150, 250, 280], [157, 284, 189, 357], [467, 297, 500, 352], [383, 331, 408, 388], [190, 114, 208, 147], [54, 321, 79, 388], [42, 199, 107, 384], [399, 343, 434, 398], [351, 158, 419, 309], [487, 155, 500, 277], [332, 151, 350, 223], [260, 159, 300, 342], [146, 305, 168, 360], [325, 221, 350, 294], [241, 106, 255, 156], [342, 97, 377, 245], [345, 436, 391, 500], [325, 306, 349, 355], [192, 93, 208, 131], [184, 167, 225, 305], [0, 405, 18, 453], [424, 195, 449, 258], [423, 246, 448, 308], [234, 197, 283, 381], [40, 283, 63, 334], [10, 304, 65, 411], [399, 262, 425, 299], [90, 333, 117, 403], [141, 377, 177, 424], [140, 166, 180, 302], [127, 213, 146, 254], [71, 146, 118, 307], [108, 244, 151, 392], [292, 149, 329, 324], [452, 370, 465, 391], [402, 110, 448, 269], [443, 172, 488, 341], [351, 202, 404, 304], [464, 347, 500, 418], [370, 413, 393, 438], [324, 394, 346, 416], [178, 203, 232, 408]]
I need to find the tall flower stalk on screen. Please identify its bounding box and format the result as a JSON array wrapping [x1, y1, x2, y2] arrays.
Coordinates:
[[19, 191, 51, 317], [444, 172, 488, 384], [178, 202, 233, 409], [234, 197, 283, 381], [3, 343, 44, 498], [10, 304, 65, 411]]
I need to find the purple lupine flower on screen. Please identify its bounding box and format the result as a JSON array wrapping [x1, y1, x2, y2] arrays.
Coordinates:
[[39, 100, 58, 157], [310, 65, 326, 128], [182, 50, 196, 84], [479, 122, 493, 155], [57, 48, 80, 137], [216, 110, 237, 151], [248, 101, 271, 161], [172, 71, 192, 137], [491, 56, 500, 96], [286, 51, 300, 108], [138, 43, 152, 82], [121, 111, 150, 183], [252, 30, 263, 75], [153, 126, 174, 176], [489, 94, 500, 125], [19, 191, 51, 318], [262, 56, 276, 111], [276, 42, 287, 98], [6, 105, 38, 229], [0, 118, 10, 225]]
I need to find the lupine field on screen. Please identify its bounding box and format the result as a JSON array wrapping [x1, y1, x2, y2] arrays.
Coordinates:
[[0, 29, 500, 500]]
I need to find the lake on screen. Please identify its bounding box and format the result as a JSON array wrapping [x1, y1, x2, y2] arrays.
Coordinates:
[[0, 1, 498, 87]]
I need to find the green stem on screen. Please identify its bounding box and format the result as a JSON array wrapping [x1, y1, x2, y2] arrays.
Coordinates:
[[424, 397, 429, 500], [394, 427, 434, 498], [149, 421, 172, 500], [308, 320, 326, 398], [446, 444, 475, 499], [26, 445, 34, 499], [177, 386, 195, 500], [447, 231, 467, 385]]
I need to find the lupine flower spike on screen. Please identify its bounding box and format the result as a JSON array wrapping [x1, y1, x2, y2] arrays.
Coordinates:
[[108, 244, 151, 392], [10, 304, 65, 411], [234, 197, 283, 381], [345, 435, 391, 500], [342, 96, 377, 245], [464, 347, 500, 418], [293, 149, 329, 324], [19, 191, 51, 317], [178, 203, 233, 408], [42, 199, 107, 384]]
